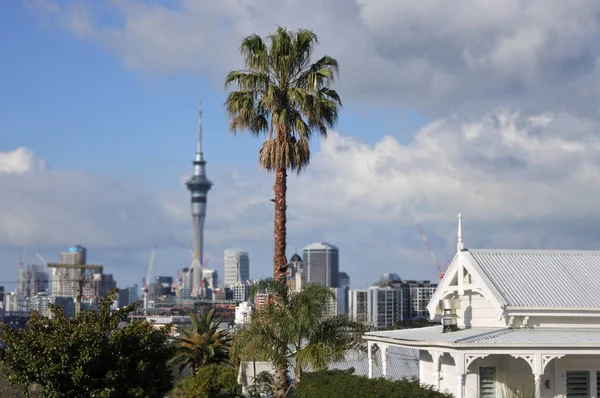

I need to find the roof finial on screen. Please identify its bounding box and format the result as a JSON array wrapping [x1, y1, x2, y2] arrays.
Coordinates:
[[457, 213, 464, 251], [197, 86, 203, 154]]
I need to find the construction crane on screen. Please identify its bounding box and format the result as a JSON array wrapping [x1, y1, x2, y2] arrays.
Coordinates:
[[141, 245, 157, 314], [415, 224, 450, 281]]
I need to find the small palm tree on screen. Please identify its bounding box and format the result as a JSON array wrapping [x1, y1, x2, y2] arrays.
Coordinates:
[[170, 307, 232, 376], [232, 280, 365, 398], [225, 27, 342, 284]]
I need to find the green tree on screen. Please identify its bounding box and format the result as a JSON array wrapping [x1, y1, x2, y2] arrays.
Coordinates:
[[231, 280, 365, 398], [169, 364, 241, 398], [225, 27, 342, 283], [0, 292, 174, 398], [170, 307, 232, 376]]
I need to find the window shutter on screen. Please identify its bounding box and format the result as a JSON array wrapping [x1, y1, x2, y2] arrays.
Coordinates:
[[479, 366, 496, 398], [566, 370, 589, 397]]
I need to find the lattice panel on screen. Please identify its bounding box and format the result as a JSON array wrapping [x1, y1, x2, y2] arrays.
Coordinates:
[[328, 346, 419, 380]]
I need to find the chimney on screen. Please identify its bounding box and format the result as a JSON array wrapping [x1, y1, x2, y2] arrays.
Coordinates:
[[440, 298, 461, 333]]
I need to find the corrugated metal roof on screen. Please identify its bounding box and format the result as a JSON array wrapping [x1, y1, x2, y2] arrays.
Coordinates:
[[469, 249, 600, 307], [366, 325, 504, 343], [462, 328, 600, 345], [366, 326, 600, 346]]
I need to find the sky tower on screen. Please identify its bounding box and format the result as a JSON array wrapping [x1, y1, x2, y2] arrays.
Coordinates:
[[186, 94, 213, 298]]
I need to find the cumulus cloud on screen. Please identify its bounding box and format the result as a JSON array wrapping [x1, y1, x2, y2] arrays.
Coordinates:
[[28, 0, 600, 112], [294, 111, 600, 223], [0, 147, 45, 174]]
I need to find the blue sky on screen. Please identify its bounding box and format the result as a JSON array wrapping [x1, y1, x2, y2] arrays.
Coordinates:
[[1, 0, 427, 181], [1, 0, 600, 291]]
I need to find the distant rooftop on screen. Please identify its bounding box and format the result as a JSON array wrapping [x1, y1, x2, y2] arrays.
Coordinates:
[[289, 253, 302, 263], [303, 242, 338, 251]]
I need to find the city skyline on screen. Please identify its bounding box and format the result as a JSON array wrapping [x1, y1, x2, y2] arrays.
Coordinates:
[[3, 2, 600, 289]]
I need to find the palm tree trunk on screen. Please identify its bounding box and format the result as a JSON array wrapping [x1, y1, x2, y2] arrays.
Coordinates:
[[273, 167, 288, 284], [273, 365, 289, 398]]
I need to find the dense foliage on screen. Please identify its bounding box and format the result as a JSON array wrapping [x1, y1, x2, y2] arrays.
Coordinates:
[[293, 369, 453, 398], [0, 364, 28, 398], [225, 27, 342, 283], [232, 280, 366, 398], [169, 364, 241, 398], [170, 308, 232, 376], [0, 292, 174, 398]]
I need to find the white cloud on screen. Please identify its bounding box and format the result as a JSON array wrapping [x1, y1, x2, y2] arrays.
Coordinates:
[[293, 111, 600, 225], [28, 0, 600, 112], [0, 147, 45, 174]]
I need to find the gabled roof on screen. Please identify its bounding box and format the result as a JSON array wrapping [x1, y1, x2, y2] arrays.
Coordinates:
[[470, 249, 600, 308]]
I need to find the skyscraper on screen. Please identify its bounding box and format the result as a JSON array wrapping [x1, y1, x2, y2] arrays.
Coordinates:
[[224, 249, 250, 286], [54, 245, 87, 298], [186, 95, 213, 298], [302, 242, 339, 287]]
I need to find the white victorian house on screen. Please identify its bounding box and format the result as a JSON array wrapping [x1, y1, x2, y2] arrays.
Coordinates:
[[364, 215, 600, 398]]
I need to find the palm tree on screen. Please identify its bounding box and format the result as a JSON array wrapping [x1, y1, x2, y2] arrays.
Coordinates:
[[231, 280, 365, 398], [170, 307, 232, 376], [225, 27, 342, 284]]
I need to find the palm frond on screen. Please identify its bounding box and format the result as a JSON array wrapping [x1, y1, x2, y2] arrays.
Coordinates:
[[224, 27, 341, 172]]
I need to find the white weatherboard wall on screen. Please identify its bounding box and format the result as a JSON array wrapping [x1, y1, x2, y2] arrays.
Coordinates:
[[457, 291, 505, 328]]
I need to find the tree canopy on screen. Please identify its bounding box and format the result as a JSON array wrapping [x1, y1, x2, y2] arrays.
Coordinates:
[[0, 292, 174, 398]]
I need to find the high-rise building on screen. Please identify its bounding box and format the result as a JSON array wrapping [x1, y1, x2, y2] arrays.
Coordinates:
[[21, 265, 49, 297], [150, 276, 174, 297], [287, 253, 305, 292], [54, 245, 87, 298], [303, 242, 339, 287], [202, 269, 218, 291], [326, 287, 348, 317], [29, 292, 50, 316], [224, 249, 250, 287], [99, 274, 117, 298], [348, 275, 435, 329], [231, 282, 251, 302], [338, 272, 350, 288], [180, 268, 193, 298], [405, 280, 438, 319], [118, 285, 139, 307], [186, 96, 213, 298], [348, 289, 369, 323], [367, 286, 411, 329], [60, 245, 87, 265]]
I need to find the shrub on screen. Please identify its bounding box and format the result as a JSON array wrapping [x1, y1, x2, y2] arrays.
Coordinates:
[[169, 364, 241, 398], [293, 369, 452, 398]]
